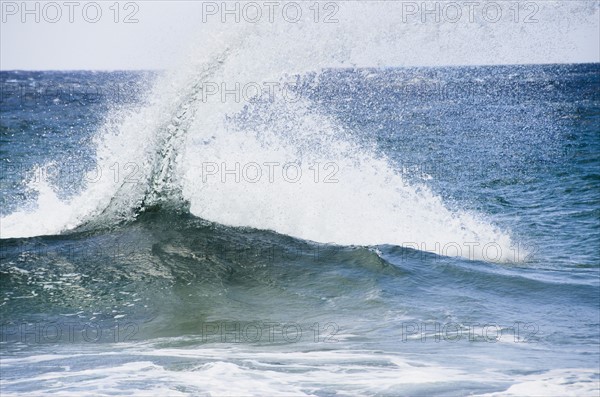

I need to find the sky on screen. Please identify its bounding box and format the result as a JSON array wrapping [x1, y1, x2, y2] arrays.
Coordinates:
[[1, 0, 599, 71]]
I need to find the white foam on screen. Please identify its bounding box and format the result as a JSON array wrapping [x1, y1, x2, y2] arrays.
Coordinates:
[[1, 5, 522, 261], [477, 368, 600, 397], [0, 347, 468, 396], [2, 346, 597, 396]]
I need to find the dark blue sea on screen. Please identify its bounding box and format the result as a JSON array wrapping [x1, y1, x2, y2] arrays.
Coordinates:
[[1, 63, 599, 395]]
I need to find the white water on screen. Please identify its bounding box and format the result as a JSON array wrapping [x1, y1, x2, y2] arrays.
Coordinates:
[[1, 344, 597, 396], [6, 2, 577, 261]]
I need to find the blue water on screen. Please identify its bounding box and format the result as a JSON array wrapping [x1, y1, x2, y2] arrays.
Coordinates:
[[1, 64, 599, 396]]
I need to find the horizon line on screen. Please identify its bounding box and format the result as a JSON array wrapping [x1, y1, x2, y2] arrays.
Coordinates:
[[1, 61, 599, 73]]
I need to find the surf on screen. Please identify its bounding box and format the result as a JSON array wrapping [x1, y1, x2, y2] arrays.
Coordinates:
[[0, 17, 519, 262]]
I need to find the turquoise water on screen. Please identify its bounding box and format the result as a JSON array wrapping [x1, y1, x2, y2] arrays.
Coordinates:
[[1, 64, 599, 395]]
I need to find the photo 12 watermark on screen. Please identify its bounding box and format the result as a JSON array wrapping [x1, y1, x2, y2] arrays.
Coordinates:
[[0, 80, 145, 108], [199, 81, 301, 104], [0, 239, 144, 265], [200, 1, 340, 24], [400, 241, 536, 262], [198, 321, 340, 344], [1, 321, 139, 343], [193, 238, 341, 264], [400, 321, 540, 343], [398, 1, 539, 24], [199, 161, 340, 184], [1, 1, 140, 23]]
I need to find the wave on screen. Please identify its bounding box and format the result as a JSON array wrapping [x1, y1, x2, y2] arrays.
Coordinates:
[[3, 348, 596, 397], [2, 210, 596, 338], [0, 14, 519, 262]]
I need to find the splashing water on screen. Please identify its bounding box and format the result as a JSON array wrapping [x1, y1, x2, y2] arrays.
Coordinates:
[[0, 4, 534, 262]]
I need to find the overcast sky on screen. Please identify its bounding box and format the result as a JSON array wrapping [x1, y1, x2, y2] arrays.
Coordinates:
[[1, 1, 599, 70]]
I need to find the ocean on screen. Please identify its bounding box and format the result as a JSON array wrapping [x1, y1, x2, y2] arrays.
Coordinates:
[[0, 55, 599, 395]]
